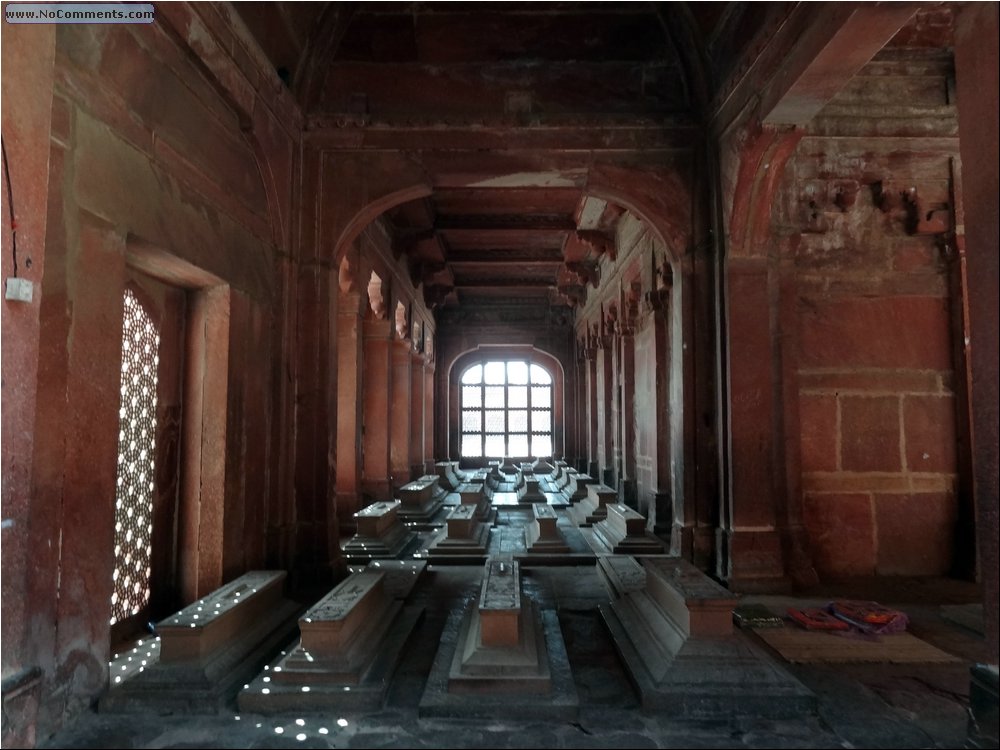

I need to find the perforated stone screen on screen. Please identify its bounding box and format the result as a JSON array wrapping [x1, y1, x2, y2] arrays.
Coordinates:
[[110, 289, 160, 626]]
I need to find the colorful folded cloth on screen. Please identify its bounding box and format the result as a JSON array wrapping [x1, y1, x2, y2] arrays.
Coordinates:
[[829, 600, 909, 634], [787, 607, 851, 631]]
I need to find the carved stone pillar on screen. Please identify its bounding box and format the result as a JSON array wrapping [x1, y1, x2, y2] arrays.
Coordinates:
[[361, 317, 393, 500], [585, 344, 599, 477], [410, 350, 425, 479], [955, 1, 999, 669], [619, 292, 640, 510], [644, 282, 675, 543], [423, 360, 435, 472], [390, 338, 412, 490], [335, 290, 364, 534]]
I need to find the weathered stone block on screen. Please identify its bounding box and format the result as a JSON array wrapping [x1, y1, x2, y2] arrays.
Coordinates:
[[841, 395, 901, 471], [799, 393, 838, 472], [903, 394, 957, 473], [803, 492, 876, 577], [875, 492, 955, 575]]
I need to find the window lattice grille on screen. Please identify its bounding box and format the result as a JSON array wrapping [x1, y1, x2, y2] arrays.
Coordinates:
[[460, 360, 553, 458], [110, 289, 160, 626]]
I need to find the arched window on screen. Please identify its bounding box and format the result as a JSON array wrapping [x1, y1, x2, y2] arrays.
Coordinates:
[[460, 360, 553, 459]]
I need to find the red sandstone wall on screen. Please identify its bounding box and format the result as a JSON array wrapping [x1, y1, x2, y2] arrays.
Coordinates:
[[2, 6, 298, 742], [782, 50, 963, 578]]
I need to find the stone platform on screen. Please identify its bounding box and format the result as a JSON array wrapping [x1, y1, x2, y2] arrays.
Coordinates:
[[100, 571, 300, 713], [600, 557, 814, 718], [53, 568, 982, 750], [418, 559, 578, 720]]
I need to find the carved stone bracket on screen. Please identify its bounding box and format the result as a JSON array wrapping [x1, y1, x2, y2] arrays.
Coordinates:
[[575, 229, 617, 261], [643, 288, 670, 316], [557, 284, 588, 307], [565, 260, 600, 288], [422, 284, 453, 309], [872, 181, 952, 236]]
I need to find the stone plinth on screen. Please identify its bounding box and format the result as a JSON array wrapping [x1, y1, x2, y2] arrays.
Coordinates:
[[100, 572, 300, 713], [599, 557, 814, 718], [239, 570, 424, 712], [428, 503, 491, 555], [343, 500, 418, 561], [397, 475, 446, 524], [524, 504, 570, 554], [568, 483, 618, 526], [420, 558, 578, 719], [593, 504, 666, 555]]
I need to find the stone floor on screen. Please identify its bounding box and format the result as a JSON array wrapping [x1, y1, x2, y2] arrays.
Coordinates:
[[40, 519, 987, 749]]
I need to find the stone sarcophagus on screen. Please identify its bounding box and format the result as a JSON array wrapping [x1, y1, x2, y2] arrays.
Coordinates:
[[239, 563, 426, 712], [397, 475, 447, 524], [343, 500, 418, 560], [568, 483, 618, 526], [101, 571, 300, 713], [524, 503, 570, 554]]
